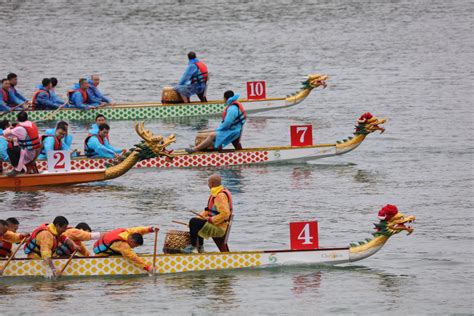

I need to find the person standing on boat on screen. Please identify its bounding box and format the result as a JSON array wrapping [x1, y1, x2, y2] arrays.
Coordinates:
[[31, 78, 59, 110], [186, 90, 246, 153], [24, 216, 77, 277], [3, 111, 42, 176], [50, 77, 65, 106], [84, 123, 125, 158], [37, 123, 69, 160], [56, 222, 101, 257], [174, 51, 209, 103], [87, 75, 115, 106], [67, 78, 101, 110], [183, 174, 232, 254], [6, 73, 31, 108], [93, 226, 159, 273], [0, 218, 29, 260]]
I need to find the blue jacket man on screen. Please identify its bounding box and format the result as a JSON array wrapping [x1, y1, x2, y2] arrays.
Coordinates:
[[0, 121, 11, 162], [50, 77, 65, 106], [84, 124, 123, 158], [67, 78, 100, 110], [6, 73, 30, 106], [174, 52, 208, 103], [87, 75, 114, 105], [32, 79, 59, 110], [37, 123, 74, 160], [186, 90, 246, 153]]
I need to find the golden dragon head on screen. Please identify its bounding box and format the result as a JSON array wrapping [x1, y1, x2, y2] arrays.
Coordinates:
[[303, 74, 328, 89], [354, 112, 386, 135], [374, 204, 416, 236], [135, 122, 176, 159]]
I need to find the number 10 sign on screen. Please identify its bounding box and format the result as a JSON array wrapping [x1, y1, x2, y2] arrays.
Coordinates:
[[47, 150, 71, 173], [290, 221, 319, 250]]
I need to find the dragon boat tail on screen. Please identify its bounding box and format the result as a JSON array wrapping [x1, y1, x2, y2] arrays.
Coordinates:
[[0, 208, 414, 277]]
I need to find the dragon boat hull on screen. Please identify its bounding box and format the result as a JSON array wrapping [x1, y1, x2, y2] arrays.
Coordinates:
[[1, 74, 327, 122], [0, 170, 106, 189], [0, 247, 351, 277]]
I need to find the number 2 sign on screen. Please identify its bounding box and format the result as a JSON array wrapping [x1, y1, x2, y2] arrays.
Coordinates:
[[246, 81, 266, 100], [290, 221, 319, 250], [47, 150, 71, 173], [290, 125, 313, 147]]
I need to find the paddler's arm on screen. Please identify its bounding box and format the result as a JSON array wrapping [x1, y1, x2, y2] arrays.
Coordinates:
[[178, 64, 197, 85], [70, 92, 91, 110], [109, 241, 152, 272], [88, 137, 117, 158], [62, 228, 100, 241], [8, 89, 27, 105], [127, 226, 155, 235], [37, 91, 59, 109], [208, 193, 231, 225], [2, 231, 29, 243]]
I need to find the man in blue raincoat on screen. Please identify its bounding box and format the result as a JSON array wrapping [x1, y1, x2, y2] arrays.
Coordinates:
[[38, 121, 75, 160], [67, 78, 101, 110], [84, 123, 125, 158], [32, 78, 59, 110], [186, 90, 246, 153], [174, 52, 209, 103], [87, 75, 115, 105]]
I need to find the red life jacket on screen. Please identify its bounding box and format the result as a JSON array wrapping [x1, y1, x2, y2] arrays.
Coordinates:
[[17, 121, 42, 150], [1, 89, 9, 104], [55, 227, 81, 256], [68, 89, 88, 104], [222, 101, 247, 128], [84, 133, 106, 157], [31, 89, 50, 110], [190, 61, 208, 84], [0, 239, 13, 258], [207, 188, 233, 217], [93, 228, 127, 255], [24, 223, 60, 255], [40, 134, 63, 157]]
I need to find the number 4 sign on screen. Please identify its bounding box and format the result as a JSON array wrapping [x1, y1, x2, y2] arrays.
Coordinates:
[[47, 150, 71, 173], [247, 81, 266, 100], [290, 221, 319, 250], [290, 125, 313, 147]]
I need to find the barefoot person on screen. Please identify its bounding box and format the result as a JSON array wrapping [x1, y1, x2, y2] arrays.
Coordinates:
[[183, 174, 232, 253]]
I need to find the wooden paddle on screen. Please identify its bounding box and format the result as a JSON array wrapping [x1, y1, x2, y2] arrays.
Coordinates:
[[0, 101, 28, 118], [42, 101, 69, 121], [172, 220, 188, 227], [57, 249, 78, 277], [152, 228, 159, 275], [190, 210, 206, 219], [0, 237, 27, 275]]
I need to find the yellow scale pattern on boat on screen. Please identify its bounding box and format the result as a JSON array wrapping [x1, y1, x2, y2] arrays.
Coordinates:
[[4, 253, 262, 277]]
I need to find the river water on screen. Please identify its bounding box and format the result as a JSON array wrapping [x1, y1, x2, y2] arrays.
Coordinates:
[[0, 0, 473, 314]]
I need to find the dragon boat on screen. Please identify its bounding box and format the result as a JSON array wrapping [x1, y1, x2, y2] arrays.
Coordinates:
[[0, 208, 415, 278], [1, 74, 327, 122], [1, 113, 386, 172], [0, 123, 175, 189]]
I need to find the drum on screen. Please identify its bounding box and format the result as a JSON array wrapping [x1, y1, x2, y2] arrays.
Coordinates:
[[163, 230, 191, 254], [161, 86, 184, 104], [194, 130, 215, 150]]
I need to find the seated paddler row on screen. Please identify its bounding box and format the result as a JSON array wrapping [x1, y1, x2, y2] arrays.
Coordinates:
[[1, 51, 209, 112], [0, 89, 246, 176], [0, 174, 233, 277]]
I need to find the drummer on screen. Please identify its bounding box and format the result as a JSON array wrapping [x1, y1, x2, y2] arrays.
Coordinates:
[[185, 90, 246, 153], [174, 51, 208, 103], [93, 226, 159, 273], [183, 174, 232, 254]]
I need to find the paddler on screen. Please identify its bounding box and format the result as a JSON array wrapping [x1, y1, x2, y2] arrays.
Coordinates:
[[93, 226, 159, 273], [50, 77, 66, 106], [1, 79, 13, 111], [6, 73, 31, 107], [56, 222, 100, 257], [84, 123, 125, 158], [23, 216, 77, 277], [0, 218, 29, 259], [37, 123, 68, 160], [67, 78, 101, 110], [90, 114, 107, 134], [87, 75, 115, 106], [183, 174, 232, 254], [3, 111, 42, 176], [174, 51, 209, 103], [31, 78, 59, 110], [185, 90, 246, 153]]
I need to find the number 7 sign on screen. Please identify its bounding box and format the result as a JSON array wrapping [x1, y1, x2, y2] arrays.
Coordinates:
[[290, 221, 319, 250], [290, 125, 313, 146]]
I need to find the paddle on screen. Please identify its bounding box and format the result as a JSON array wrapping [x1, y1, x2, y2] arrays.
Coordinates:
[[42, 101, 69, 122], [57, 249, 78, 278], [0, 101, 28, 118], [172, 220, 189, 227], [152, 228, 159, 275], [0, 237, 27, 276], [190, 210, 205, 219]]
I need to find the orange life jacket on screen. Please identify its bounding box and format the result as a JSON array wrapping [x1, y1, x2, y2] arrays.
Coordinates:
[[31, 89, 50, 110], [24, 223, 59, 255], [190, 61, 208, 84], [68, 89, 88, 104], [221, 101, 247, 128], [207, 188, 233, 217], [55, 227, 81, 256], [17, 121, 41, 150], [0, 239, 12, 257], [93, 228, 127, 255]]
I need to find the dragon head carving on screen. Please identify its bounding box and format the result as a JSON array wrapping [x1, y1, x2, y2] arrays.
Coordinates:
[[135, 122, 176, 159], [374, 204, 416, 237], [302, 74, 328, 89], [354, 112, 386, 135]]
